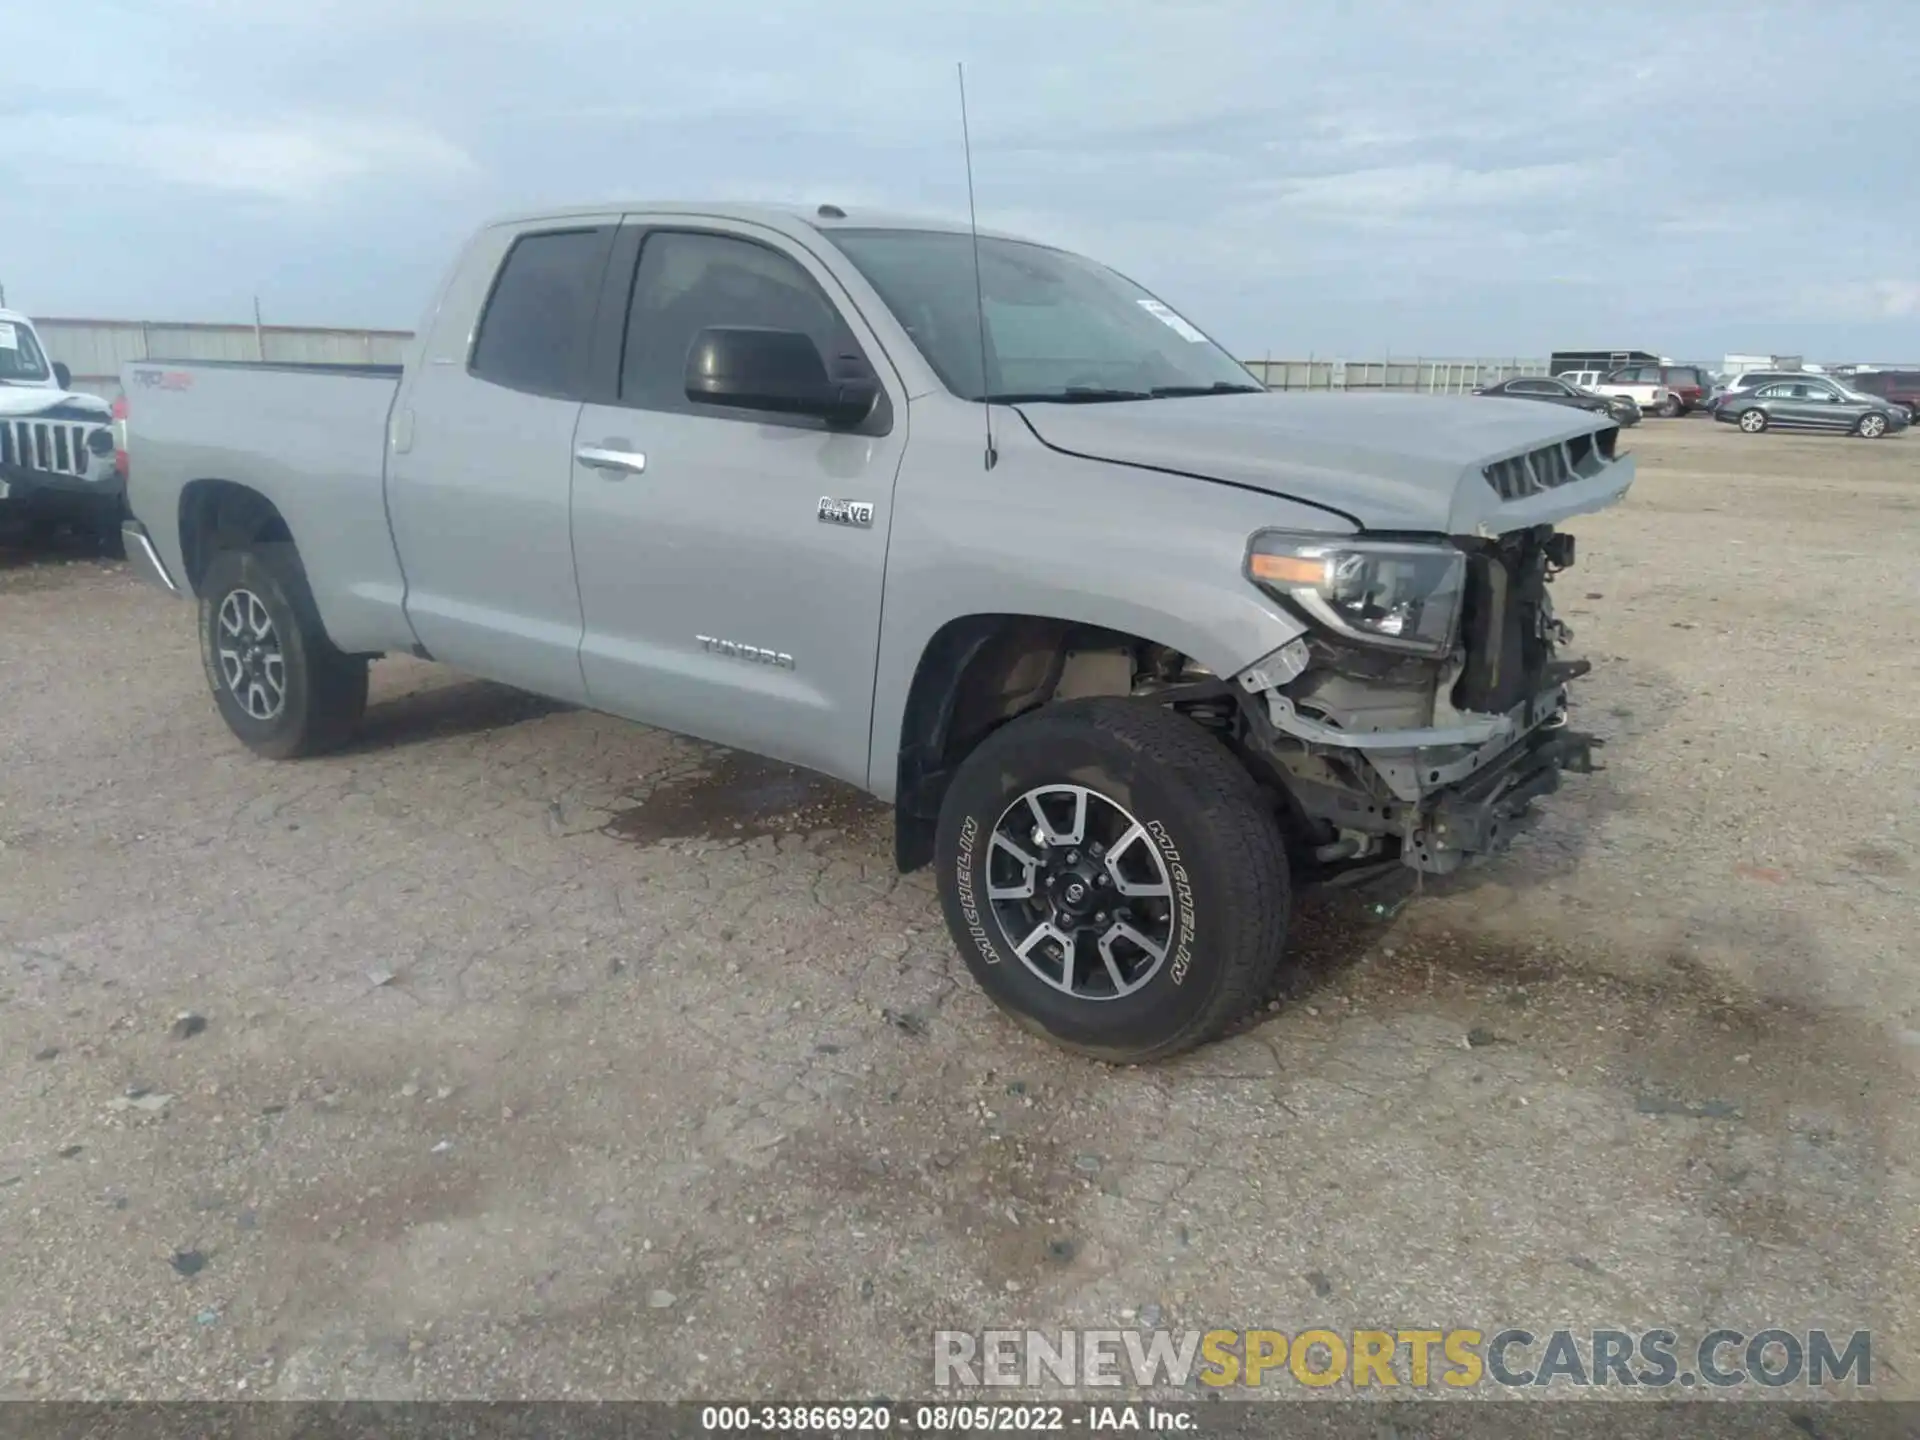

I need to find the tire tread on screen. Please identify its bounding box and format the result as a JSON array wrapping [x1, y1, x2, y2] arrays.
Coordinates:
[[201, 544, 367, 759], [948, 697, 1290, 1063]]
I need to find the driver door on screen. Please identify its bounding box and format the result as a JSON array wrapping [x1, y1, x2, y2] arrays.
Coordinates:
[[567, 218, 908, 785]]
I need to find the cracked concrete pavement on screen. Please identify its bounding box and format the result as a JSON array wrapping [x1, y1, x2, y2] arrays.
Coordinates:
[[1, 422, 1916, 1402]]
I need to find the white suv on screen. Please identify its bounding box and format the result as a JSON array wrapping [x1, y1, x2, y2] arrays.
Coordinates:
[[1555, 368, 1673, 417]]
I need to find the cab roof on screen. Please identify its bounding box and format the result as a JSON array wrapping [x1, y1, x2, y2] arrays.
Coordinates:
[[477, 200, 1046, 248]]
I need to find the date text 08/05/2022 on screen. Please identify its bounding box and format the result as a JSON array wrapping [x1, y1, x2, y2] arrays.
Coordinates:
[[699, 1404, 1193, 1433]]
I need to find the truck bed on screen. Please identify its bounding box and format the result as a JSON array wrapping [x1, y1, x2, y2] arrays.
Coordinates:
[[122, 359, 415, 655]]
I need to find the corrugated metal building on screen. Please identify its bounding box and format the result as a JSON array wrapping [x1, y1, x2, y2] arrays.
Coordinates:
[[32, 317, 412, 401]]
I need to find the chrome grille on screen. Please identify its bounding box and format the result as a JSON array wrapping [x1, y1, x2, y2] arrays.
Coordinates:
[[0, 419, 97, 478]]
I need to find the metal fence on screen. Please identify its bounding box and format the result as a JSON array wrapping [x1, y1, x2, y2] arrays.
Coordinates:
[[1244, 357, 1551, 393], [35, 315, 1551, 404], [33, 317, 413, 401]]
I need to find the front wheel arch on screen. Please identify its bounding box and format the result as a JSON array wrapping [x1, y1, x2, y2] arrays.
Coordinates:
[[891, 614, 1211, 873]]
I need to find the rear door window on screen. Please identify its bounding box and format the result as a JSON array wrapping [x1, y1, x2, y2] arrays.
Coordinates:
[[470, 227, 616, 398]]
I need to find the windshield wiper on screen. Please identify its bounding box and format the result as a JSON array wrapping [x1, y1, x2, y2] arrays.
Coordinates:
[[1148, 382, 1266, 398], [980, 387, 1153, 404]]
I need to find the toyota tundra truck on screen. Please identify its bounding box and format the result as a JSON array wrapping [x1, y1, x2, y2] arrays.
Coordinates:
[[120, 202, 1633, 1062]]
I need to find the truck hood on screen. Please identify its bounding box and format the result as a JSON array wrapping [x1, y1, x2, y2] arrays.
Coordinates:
[[1013, 391, 1635, 536], [0, 385, 112, 421]]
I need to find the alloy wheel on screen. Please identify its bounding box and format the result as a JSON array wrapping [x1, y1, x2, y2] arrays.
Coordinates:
[[216, 588, 287, 721], [984, 784, 1177, 1001]]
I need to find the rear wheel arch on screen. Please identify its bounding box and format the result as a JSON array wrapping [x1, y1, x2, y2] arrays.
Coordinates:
[[891, 613, 1211, 872], [178, 479, 295, 596]]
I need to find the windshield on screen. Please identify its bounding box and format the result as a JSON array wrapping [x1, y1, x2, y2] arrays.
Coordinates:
[[0, 318, 54, 384], [828, 228, 1260, 402]]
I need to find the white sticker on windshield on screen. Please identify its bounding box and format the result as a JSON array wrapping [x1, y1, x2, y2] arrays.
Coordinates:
[[1137, 299, 1209, 344], [0, 322, 17, 350]]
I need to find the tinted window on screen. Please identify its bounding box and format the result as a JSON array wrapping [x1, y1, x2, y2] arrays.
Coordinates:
[[1756, 384, 1794, 398], [620, 230, 862, 414], [470, 228, 613, 397], [1859, 372, 1920, 392], [1509, 379, 1554, 394]]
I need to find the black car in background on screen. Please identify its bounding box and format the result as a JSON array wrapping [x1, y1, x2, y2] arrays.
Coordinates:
[[1712, 377, 1909, 438], [1473, 374, 1642, 426]]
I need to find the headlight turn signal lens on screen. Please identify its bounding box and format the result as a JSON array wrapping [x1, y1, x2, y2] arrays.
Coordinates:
[[1245, 532, 1466, 657]]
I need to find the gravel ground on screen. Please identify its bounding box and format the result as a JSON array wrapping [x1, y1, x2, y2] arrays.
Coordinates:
[[1, 420, 1915, 1403]]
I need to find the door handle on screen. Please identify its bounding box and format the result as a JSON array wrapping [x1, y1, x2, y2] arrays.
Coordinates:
[[575, 445, 647, 476]]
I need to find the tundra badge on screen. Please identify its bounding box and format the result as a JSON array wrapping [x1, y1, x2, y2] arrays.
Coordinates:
[[817, 496, 874, 528], [696, 635, 796, 670]]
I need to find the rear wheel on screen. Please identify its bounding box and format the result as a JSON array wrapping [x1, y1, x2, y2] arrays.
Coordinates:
[[1856, 413, 1888, 439], [935, 698, 1290, 1063], [1660, 395, 1683, 418], [1738, 408, 1769, 433], [198, 544, 367, 758]]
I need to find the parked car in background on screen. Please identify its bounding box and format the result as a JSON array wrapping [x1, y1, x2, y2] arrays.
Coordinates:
[[1556, 368, 1672, 417], [0, 308, 124, 547], [1601, 363, 1711, 416], [115, 200, 1635, 1063], [1708, 371, 1889, 415], [1706, 370, 1800, 411], [1847, 370, 1920, 420], [1474, 374, 1640, 426], [1712, 376, 1909, 437]]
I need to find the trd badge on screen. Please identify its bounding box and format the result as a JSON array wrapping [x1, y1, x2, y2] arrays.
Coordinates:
[[817, 496, 875, 529]]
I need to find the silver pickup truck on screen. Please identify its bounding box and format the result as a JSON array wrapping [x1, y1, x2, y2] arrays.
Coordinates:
[[121, 201, 1633, 1062]]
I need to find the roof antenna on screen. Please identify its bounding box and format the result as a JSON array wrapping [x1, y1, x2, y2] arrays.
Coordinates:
[[958, 61, 997, 470]]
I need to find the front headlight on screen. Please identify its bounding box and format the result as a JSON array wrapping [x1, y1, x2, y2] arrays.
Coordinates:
[[1245, 531, 1466, 656]]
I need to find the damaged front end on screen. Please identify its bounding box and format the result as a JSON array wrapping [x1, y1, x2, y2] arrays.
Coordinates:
[[1233, 523, 1604, 879]]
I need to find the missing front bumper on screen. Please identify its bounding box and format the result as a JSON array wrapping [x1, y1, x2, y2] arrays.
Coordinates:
[[1404, 724, 1602, 873], [1238, 666, 1603, 877]]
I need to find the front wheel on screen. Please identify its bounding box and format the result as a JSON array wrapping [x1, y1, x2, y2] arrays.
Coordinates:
[[935, 698, 1290, 1063], [1738, 408, 1769, 433], [1856, 413, 1888, 439], [198, 544, 368, 759]]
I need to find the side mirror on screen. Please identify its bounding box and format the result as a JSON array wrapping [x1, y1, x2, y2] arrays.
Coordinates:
[[684, 326, 877, 428], [52, 361, 72, 389]]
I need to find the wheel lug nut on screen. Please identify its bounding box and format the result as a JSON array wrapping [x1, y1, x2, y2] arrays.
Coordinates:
[[1066, 849, 1080, 864], [1096, 874, 1110, 886]]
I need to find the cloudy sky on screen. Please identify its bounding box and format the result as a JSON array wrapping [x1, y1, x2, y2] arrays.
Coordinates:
[[7, 0, 1916, 361]]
